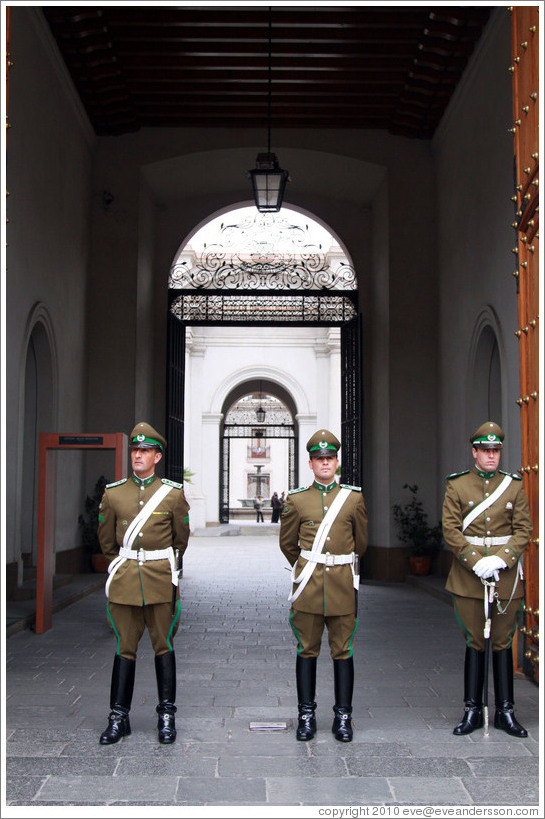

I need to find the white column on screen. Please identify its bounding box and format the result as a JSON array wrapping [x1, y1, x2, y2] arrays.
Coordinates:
[[184, 329, 207, 531], [201, 412, 223, 524], [295, 412, 318, 488]]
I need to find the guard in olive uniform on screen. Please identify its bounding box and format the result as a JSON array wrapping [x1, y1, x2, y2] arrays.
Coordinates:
[[443, 422, 532, 737], [280, 430, 368, 742], [98, 422, 190, 745]]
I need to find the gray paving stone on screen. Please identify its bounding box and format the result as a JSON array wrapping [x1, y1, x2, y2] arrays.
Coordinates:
[[174, 776, 267, 804], [388, 776, 472, 804], [461, 776, 539, 805], [5, 776, 48, 803], [7, 756, 118, 776], [345, 756, 472, 777], [466, 756, 540, 777], [266, 775, 393, 804], [117, 755, 218, 776], [38, 775, 178, 803], [219, 753, 348, 777]]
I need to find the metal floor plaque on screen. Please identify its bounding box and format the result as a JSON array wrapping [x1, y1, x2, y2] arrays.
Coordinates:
[[249, 721, 288, 732]]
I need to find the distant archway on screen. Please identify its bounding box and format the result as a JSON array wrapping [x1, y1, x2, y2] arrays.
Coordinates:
[[219, 379, 297, 523]]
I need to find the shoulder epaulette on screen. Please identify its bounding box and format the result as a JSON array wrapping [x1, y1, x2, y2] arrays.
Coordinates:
[[106, 478, 127, 488], [340, 484, 361, 492], [446, 470, 470, 480], [162, 478, 183, 489], [499, 469, 522, 480], [288, 485, 309, 495]]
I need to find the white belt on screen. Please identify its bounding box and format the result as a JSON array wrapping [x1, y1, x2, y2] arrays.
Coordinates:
[[465, 536, 511, 547], [300, 550, 355, 566], [105, 546, 178, 598], [119, 546, 173, 563]]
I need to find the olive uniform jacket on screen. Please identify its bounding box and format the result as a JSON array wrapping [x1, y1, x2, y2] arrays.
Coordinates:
[[279, 481, 368, 616], [443, 467, 532, 600], [98, 475, 190, 606]]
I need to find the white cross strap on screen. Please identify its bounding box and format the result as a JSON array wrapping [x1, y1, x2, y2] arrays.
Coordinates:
[[123, 483, 173, 549], [462, 475, 512, 532], [288, 487, 352, 603]]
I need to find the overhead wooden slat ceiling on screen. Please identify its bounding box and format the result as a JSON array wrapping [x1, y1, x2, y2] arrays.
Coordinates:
[[42, 5, 492, 139]]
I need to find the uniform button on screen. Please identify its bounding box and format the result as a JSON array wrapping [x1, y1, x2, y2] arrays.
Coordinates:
[[472, 551, 476, 556], [486, 517, 491, 522], [464, 558, 468, 562], [485, 493, 489, 498], [487, 531, 491, 535], [139, 500, 144, 506], [325, 567, 330, 572], [505, 549, 509, 553], [324, 506, 328, 511], [139, 533, 143, 538], [485, 480, 490, 485], [327, 537, 331, 541]]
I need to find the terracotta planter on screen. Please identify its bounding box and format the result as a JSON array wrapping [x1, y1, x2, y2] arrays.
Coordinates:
[[91, 553, 109, 573], [409, 555, 431, 576]]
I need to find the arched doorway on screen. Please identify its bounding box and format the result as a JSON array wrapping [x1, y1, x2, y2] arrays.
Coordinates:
[[467, 310, 504, 435], [20, 314, 57, 570], [166, 206, 361, 522], [219, 380, 297, 523]]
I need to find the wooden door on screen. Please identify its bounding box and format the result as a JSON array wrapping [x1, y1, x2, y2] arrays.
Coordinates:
[[509, 6, 539, 682]]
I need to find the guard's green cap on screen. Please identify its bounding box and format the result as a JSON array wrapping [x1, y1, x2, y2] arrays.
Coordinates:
[[470, 421, 504, 449], [306, 429, 340, 457], [130, 422, 166, 452]]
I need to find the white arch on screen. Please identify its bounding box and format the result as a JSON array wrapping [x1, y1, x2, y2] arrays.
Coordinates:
[[208, 364, 311, 417], [169, 201, 357, 280]]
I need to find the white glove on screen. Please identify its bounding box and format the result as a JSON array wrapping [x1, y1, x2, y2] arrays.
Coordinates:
[[473, 555, 507, 580]]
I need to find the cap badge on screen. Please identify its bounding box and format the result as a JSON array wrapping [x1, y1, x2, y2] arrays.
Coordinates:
[[137, 434, 145, 442], [488, 434, 497, 442], [319, 440, 328, 449]]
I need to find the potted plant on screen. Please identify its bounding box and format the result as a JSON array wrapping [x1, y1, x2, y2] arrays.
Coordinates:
[[78, 475, 109, 573], [392, 483, 443, 576]]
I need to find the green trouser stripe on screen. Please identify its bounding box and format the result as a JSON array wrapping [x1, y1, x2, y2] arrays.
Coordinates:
[[289, 610, 304, 656], [167, 598, 181, 651], [347, 614, 359, 658], [452, 594, 472, 647], [506, 599, 524, 648], [106, 600, 122, 655]]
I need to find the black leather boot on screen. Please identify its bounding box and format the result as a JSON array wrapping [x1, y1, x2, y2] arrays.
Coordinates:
[[99, 655, 135, 744], [493, 648, 528, 737], [453, 646, 484, 735], [332, 657, 354, 742], [295, 655, 317, 740], [155, 651, 177, 744]]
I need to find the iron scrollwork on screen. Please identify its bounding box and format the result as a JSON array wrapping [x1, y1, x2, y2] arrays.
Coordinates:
[[170, 293, 356, 325], [169, 212, 357, 292]]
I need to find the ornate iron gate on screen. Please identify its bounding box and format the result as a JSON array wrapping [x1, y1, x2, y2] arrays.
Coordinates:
[[219, 423, 297, 524], [340, 315, 362, 486], [165, 311, 186, 483]]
